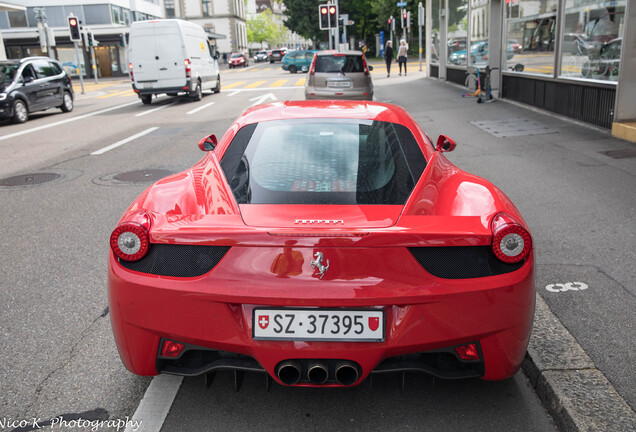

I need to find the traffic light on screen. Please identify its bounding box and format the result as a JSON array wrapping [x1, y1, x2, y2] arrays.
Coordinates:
[[68, 16, 80, 41], [402, 11, 407, 28], [387, 17, 392, 32], [319, 5, 329, 30], [328, 5, 338, 29]]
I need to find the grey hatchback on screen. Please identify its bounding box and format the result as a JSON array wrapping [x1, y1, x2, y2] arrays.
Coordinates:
[[305, 51, 373, 101], [0, 56, 73, 123]]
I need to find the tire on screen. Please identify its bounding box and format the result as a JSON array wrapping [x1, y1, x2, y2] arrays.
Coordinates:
[[140, 95, 152, 105], [12, 99, 28, 123], [213, 75, 221, 93], [192, 82, 202, 101], [59, 91, 73, 112], [289, 65, 298, 74]]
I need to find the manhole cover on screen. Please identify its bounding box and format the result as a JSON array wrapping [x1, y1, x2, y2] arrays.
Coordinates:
[[114, 169, 174, 183], [599, 148, 636, 159], [471, 118, 558, 138], [0, 173, 61, 187]]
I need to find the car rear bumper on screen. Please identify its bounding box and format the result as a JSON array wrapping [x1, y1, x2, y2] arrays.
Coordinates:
[[133, 82, 192, 96], [109, 247, 535, 385]]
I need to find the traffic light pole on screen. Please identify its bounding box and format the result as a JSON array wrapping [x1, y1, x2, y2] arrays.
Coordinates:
[[334, 0, 340, 51], [73, 41, 85, 94]]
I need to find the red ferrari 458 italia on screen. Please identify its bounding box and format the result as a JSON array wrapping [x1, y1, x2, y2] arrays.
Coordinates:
[[109, 100, 534, 388]]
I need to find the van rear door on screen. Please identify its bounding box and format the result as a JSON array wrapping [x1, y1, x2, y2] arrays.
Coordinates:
[[130, 22, 186, 90]]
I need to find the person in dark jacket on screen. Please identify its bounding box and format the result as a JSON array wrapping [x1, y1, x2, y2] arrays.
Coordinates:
[[384, 40, 394, 77]]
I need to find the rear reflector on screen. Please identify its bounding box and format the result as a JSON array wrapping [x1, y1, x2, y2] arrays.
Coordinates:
[[455, 343, 480, 361], [161, 340, 185, 358]]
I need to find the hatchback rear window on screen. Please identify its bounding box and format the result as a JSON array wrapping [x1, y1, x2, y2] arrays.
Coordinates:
[[220, 119, 426, 205], [315, 55, 364, 73]]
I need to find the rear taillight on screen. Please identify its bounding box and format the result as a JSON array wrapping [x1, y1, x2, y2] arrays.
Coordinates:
[[491, 213, 532, 264], [309, 54, 317, 76], [455, 343, 480, 361], [362, 54, 369, 76], [161, 340, 185, 358], [184, 59, 191, 78], [128, 62, 134, 82], [110, 212, 151, 262]]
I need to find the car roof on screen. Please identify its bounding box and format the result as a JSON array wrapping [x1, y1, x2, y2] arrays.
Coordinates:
[[216, 101, 431, 159], [1, 56, 52, 66], [315, 50, 363, 57]]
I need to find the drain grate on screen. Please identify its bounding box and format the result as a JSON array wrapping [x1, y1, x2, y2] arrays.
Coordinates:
[[114, 169, 174, 183], [599, 148, 636, 159], [470, 118, 558, 138], [0, 173, 61, 187]]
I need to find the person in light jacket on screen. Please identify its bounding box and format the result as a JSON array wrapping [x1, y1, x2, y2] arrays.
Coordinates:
[[384, 40, 394, 78], [398, 39, 408, 76]]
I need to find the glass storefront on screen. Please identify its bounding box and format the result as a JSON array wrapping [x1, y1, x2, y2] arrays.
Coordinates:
[[559, 0, 625, 82], [447, 0, 468, 66], [430, 0, 440, 64]]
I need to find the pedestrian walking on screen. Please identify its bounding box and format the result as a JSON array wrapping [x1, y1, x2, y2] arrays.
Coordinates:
[[398, 39, 408, 76], [384, 40, 394, 78]]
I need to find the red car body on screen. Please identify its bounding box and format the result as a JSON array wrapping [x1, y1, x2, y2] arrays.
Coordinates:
[[109, 101, 534, 387]]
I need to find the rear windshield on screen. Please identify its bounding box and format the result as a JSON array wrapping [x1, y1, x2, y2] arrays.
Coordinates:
[[315, 55, 364, 73], [220, 119, 426, 205]]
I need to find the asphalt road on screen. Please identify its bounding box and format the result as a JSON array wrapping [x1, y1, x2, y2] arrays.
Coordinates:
[[0, 59, 633, 431]]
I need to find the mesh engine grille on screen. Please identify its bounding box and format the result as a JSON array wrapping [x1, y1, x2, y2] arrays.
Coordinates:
[[408, 246, 523, 279], [120, 244, 230, 277]]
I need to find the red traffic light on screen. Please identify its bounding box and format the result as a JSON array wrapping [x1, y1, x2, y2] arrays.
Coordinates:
[[69, 18, 77, 26], [388, 18, 392, 23], [321, 7, 328, 14], [329, 6, 336, 14], [403, 12, 407, 19]]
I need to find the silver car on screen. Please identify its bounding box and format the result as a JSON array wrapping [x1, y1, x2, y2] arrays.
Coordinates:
[[305, 51, 374, 100]]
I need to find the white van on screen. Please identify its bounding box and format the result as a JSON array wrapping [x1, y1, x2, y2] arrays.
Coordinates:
[[128, 19, 221, 104]]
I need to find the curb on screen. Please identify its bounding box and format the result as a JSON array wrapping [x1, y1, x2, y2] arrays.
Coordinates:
[[523, 294, 636, 431]]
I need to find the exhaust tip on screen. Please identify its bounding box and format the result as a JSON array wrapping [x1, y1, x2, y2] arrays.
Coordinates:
[[335, 361, 360, 386], [307, 361, 329, 385], [277, 360, 301, 385]]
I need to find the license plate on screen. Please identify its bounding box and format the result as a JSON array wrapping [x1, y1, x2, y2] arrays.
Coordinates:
[[327, 81, 351, 88], [253, 308, 384, 342], [139, 81, 155, 89]]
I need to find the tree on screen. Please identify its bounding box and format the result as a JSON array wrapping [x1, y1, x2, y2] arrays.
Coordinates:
[[247, 9, 277, 48], [283, 0, 323, 43]]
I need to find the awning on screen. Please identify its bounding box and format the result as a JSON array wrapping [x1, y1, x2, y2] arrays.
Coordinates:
[[0, 2, 26, 12], [205, 31, 226, 40]]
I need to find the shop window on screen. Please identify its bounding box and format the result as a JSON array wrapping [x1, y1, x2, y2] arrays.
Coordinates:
[[0, 12, 9, 29], [447, 0, 468, 66], [505, 0, 557, 74], [430, 0, 440, 64], [165, 0, 175, 18], [559, 1, 625, 82], [84, 4, 111, 25]]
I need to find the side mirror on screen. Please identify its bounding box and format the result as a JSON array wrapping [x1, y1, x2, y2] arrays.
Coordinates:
[[435, 135, 456, 152], [198, 134, 217, 151]]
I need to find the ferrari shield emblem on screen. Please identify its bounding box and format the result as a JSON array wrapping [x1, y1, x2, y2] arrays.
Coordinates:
[[368, 317, 379, 331], [258, 315, 269, 330]]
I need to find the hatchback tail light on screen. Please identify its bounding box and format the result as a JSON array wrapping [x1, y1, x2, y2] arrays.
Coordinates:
[[362, 54, 369, 76], [491, 213, 532, 263], [110, 211, 151, 262], [309, 54, 317, 76]]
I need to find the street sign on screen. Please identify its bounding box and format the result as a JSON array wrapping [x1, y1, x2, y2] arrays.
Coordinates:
[[397, 1, 407, 6]]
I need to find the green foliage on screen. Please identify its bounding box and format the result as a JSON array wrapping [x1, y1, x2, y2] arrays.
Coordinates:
[[284, 0, 323, 42], [247, 10, 276, 46]]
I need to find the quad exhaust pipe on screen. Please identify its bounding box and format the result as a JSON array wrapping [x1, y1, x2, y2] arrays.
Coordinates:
[[276, 359, 360, 385]]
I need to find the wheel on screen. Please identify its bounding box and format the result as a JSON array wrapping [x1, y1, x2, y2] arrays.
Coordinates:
[[477, 97, 482, 104], [140, 95, 152, 105], [12, 99, 28, 123], [192, 82, 202, 101], [213, 75, 221, 93], [229, 65, 233, 69], [289, 65, 298, 74], [59, 91, 73, 112]]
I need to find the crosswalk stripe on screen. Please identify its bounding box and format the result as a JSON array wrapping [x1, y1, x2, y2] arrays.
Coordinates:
[[97, 89, 134, 99], [245, 80, 267, 89], [269, 79, 288, 87], [222, 81, 246, 89], [294, 78, 306, 86]]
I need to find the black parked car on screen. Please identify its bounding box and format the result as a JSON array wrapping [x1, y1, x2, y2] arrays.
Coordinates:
[[269, 49, 285, 63], [0, 57, 74, 124]]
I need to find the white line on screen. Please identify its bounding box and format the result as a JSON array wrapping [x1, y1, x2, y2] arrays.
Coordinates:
[[124, 374, 183, 432], [187, 101, 215, 115], [0, 101, 139, 142], [91, 127, 159, 155], [135, 102, 176, 117], [226, 86, 299, 93]]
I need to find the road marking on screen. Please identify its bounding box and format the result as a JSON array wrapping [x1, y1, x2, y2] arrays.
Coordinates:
[[249, 93, 277, 106], [269, 79, 288, 87], [245, 80, 267, 89], [0, 101, 139, 142], [187, 102, 215, 115], [294, 78, 306, 86], [545, 282, 589, 293], [222, 81, 246, 89], [97, 89, 135, 99], [124, 374, 183, 432], [263, 67, 272, 71], [135, 102, 176, 117], [226, 86, 298, 94], [91, 127, 159, 155]]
